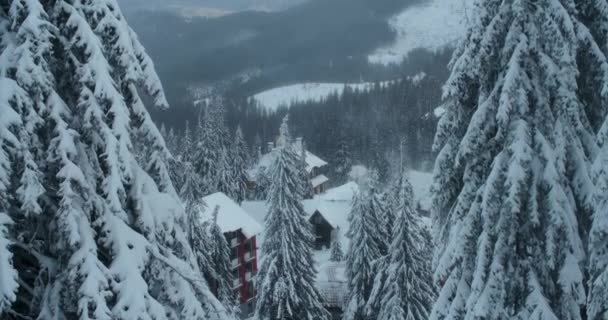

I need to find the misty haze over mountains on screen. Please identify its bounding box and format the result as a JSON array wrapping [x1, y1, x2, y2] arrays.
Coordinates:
[[120, 0, 309, 14], [126, 0, 429, 126]]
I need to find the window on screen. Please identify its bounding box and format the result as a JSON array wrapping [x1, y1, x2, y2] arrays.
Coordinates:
[[245, 281, 255, 299], [232, 269, 239, 281], [230, 247, 239, 261], [244, 239, 252, 253]]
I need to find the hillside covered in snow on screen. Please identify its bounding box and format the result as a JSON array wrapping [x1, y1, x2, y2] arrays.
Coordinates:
[[250, 82, 393, 112], [369, 0, 475, 65]]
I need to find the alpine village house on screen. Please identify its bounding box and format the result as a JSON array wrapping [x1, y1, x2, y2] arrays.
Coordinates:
[[201, 192, 263, 318]]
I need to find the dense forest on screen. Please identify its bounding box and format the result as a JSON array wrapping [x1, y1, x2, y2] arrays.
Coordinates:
[[3, 0, 607, 319], [161, 48, 453, 184]]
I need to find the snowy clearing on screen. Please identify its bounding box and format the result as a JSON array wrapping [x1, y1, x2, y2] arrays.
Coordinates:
[[251, 82, 392, 112], [368, 0, 475, 65]]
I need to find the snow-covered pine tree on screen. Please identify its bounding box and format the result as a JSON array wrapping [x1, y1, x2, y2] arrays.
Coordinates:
[[584, 2, 608, 319], [382, 183, 399, 238], [590, 172, 608, 320], [0, 1, 232, 318], [297, 140, 314, 199], [254, 117, 330, 320], [343, 188, 384, 320], [165, 129, 185, 192], [382, 139, 411, 239], [253, 168, 271, 201], [0, 77, 25, 316], [590, 112, 608, 320], [182, 120, 193, 162], [166, 126, 178, 155], [180, 145, 214, 279], [333, 128, 352, 184], [231, 126, 249, 203], [430, 0, 604, 318], [367, 163, 434, 320], [330, 227, 345, 262], [194, 99, 223, 195], [206, 206, 238, 316], [367, 172, 390, 256], [216, 147, 237, 200]]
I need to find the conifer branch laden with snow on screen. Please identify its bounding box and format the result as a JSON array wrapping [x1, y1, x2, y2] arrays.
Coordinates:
[[430, 0, 608, 318], [0, 1, 233, 318]]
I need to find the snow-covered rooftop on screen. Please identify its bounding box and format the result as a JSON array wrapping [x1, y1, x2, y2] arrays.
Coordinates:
[[311, 175, 329, 188], [242, 186, 354, 248], [242, 197, 351, 233], [320, 181, 358, 202], [303, 151, 328, 172], [249, 147, 328, 179], [201, 192, 263, 238], [303, 199, 351, 231], [241, 173, 432, 247]]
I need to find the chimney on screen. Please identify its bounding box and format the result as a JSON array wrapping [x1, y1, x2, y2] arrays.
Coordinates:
[[267, 141, 274, 153], [295, 137, 303, 151]]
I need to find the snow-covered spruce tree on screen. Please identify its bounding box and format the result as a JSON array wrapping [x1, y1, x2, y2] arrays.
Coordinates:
[[179, 145, 216, 293], [0, 1, 231, 319], [216, 148, 237, 199], [253, 168, 271, 201], [297, 141, 314, 199], [230, 126, 249, 204], [381, 177, 400, 241], [206, 206, 238, 316], [162, 126, 185, 190], [254, 117, 330, 320], [343, 188, 385, 320], [194, 99, 225, 195], [586, 3, 608, 319], [590, 116, 608, 319], [0, 77, 24, 316], [590, 167, 608, 320], [367, 173, 390, 256], [366, 164, 434, 320], [333, 128, 352, 184], [430, 0, 605, 318], [330, 227, 344, 262], [166, 126, 178, 155]]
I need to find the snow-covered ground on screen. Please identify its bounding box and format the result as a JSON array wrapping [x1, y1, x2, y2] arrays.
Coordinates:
[[368, 0, 475, 65], [250, 82, 392, 112]]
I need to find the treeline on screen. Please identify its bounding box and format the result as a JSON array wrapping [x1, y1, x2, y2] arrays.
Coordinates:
[[223, 49, 453, 184]]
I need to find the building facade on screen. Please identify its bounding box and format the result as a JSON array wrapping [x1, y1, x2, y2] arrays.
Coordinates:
[[225, 229, 258, 317], [201, 192, 263, 319]]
